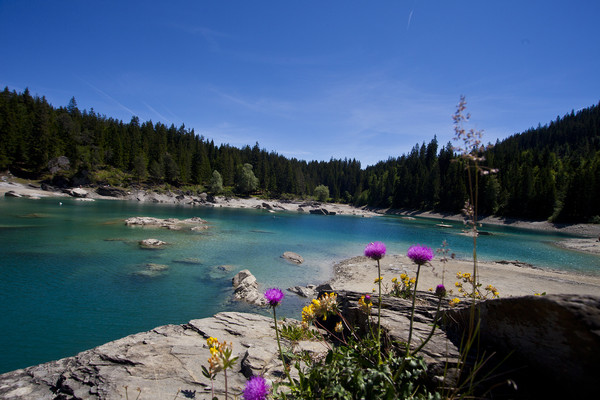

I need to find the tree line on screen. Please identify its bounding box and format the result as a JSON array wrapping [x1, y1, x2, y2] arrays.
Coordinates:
[[1, 87, 599, 222]]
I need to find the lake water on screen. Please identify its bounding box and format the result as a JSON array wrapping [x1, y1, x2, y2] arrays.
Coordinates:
[[1, 196, 598, 373]]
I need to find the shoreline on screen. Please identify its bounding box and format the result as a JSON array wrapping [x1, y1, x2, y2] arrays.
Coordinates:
[[373, 208, 600, 238], [2, 177, 600, 257]]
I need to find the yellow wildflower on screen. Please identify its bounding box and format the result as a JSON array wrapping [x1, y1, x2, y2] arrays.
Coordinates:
[[392, 277, 397, 283], [358, 295, 373, 313], [400, 273, 407, 280], [374, 276, 383, 284], [334, 321, 343, 333], [302, 304, 316, 323]]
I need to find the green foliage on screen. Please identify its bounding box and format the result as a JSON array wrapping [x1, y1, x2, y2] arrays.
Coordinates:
[[282, 337, 440, 400], [314, 184, 330, 202], [209, 170, 223, 194], [91, 166, 131, 187], [236, 163, 258, 195], [279, 321, 319, 342], [1, 87, 599, 222]]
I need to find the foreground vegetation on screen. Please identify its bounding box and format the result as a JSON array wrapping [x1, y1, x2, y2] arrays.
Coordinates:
[[1, 87, 599, 223]]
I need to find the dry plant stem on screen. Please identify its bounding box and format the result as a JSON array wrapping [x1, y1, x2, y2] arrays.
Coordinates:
[[377, 259, 383, 364], [406, 263, 422, 356], [312, 320, 336, 350], [466, 163, 479, 339], [338, 312, 360, 342], [272, 307, 294, 386]]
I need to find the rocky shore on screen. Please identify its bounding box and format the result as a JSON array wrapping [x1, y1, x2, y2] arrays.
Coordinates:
[[1, 176, 600, 398], [1, 291, 597, 399]]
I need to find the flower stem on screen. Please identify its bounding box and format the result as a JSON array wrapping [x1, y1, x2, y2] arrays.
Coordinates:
[[272, 307, 294, 386], [377, 259, 382, 364], [224, 369, 228, 400], [413, 296, 442, 355], [407, 263, 422, 356]]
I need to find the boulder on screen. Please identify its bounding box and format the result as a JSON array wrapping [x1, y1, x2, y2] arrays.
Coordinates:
[[232, 269, 266, 306], [287, 285, 315, 298], [4, 191, 22, 198], [65, 188, 88, 198], [47, 156, 70, 174], [334, 290, 461, 377], [95, 186, 127, 197], [138, 238, 167, 249], [282, 251, 304, 264], [446, 294, 600, 398]]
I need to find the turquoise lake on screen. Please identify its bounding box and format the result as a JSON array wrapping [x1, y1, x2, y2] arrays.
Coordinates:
[[1, 196, 599, 373]]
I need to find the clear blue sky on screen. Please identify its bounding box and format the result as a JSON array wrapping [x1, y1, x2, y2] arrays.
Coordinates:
[[2, 1, 599, 166]]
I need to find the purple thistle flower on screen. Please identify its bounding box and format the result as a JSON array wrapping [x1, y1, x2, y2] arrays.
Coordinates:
[[264, 288, 284, 307], [407, 245, 434, 266], [243, 375, 270, 400], [435, 284, 447, 298], [364, 242, 386, 260]]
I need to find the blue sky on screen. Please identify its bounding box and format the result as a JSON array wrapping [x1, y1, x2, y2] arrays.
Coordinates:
[[2, 1, 599, 166]]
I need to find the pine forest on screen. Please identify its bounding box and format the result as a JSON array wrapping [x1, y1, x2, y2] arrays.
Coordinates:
[[1, 87, 599, 223]]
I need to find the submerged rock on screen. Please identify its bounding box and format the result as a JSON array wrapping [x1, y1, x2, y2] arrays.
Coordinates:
[[282, 251, 304, 264], [133, 263, 170, 278], [173, 257, 203, 265]]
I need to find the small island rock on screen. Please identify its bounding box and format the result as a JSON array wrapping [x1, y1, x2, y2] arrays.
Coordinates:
[[125, 216, 208, 231], [232, 269, 266, 306], [139, 238, 167, 249], [282, 251, 304, 264]]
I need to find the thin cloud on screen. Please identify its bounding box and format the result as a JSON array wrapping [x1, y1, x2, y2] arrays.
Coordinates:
[[211, 87, 294, 118], [79, 78, 137, 117], [143, 101, 171, 124], [407, 10, 414, 30], [174, 24, 230, 51]]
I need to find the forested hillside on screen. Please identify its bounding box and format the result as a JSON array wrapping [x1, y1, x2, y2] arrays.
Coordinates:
[[1, 87, 599, 223]]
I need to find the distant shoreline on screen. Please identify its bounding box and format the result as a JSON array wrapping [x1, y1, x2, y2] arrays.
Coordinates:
[[2, 175, 600, 257]]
